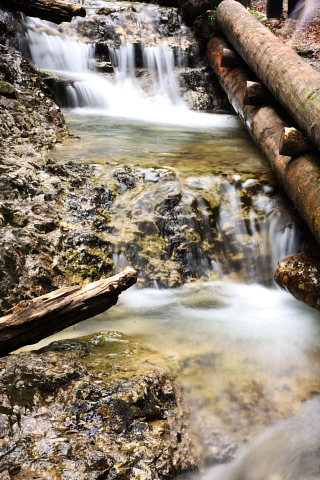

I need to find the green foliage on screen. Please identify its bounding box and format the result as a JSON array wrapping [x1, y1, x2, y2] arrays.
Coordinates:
[[247, 7, 266, 22], [208, 9, 217, 28]]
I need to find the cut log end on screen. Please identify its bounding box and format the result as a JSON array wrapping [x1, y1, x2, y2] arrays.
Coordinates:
[[279, 127, 317, 157]]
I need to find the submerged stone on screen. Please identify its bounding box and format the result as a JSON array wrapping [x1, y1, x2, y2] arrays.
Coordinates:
[[0, 332, 199, 479]]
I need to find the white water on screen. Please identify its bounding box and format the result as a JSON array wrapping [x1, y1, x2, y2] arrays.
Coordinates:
[[25, 13, 240, 127], [20, 281, 320, 480]]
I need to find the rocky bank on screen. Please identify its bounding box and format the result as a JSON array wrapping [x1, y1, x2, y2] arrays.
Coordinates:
[[0, 332, 199, 479]]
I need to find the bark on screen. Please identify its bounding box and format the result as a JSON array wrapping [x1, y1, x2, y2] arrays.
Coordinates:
[[0, 0, 86, 24], [216, 0, 320, 150], [0, 266, 137, 356], [206, 36, 320, 246]]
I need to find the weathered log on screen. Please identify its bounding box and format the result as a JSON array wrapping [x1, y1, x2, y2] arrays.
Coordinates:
[[206, 36, 320, 245], [279, 127, 317, 157], [0, 266, 137, 356], [216, 0, 320, 150], [243, 81, 274, 106], [0, 0, 86, 24]]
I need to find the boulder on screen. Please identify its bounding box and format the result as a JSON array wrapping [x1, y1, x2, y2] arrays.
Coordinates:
[[275, 253, 320, 309], [0, 332, 199, 479]]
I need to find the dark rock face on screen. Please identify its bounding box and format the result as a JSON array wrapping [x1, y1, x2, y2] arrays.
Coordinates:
[[177, 0, 250, 26], [0, 333, 199, 479], [275, 253, 320, 309]]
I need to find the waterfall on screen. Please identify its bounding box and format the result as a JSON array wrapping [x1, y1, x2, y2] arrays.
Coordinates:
[[214, 180, 303, 284], [24, 9, 239, 127], [23, 3, 309, 286]]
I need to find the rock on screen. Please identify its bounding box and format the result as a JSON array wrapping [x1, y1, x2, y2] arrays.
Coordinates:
[[0, 44, 69, 313], [0, 332, 199, 479], [179, 67, 228, 110], [0, 44, 68, 154], [275, 253, 320, 309]]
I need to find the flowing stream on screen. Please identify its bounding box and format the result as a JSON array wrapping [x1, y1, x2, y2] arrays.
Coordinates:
[[23, 3, 320, 478]]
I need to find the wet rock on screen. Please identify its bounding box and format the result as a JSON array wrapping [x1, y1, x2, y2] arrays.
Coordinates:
[[275, 253, 320, 309], [0, 332, 199, 479], [179, 67, 227, 110], [0, 7, 26, 51], [192, 10, 218, 45]]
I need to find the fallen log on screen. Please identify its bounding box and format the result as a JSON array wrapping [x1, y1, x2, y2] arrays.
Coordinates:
[[216, 0, 320, 150], [0, 0, 86, 24], [0, 266, 137, 357], [206, 36, 320, 245]]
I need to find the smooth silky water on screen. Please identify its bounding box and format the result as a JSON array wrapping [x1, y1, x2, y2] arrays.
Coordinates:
[[23, 4, 320, 478]]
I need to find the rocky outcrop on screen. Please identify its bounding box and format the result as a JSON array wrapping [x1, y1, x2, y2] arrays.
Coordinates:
[[275, 253, 320, 310], [0, 44, 69, 313], [0, 332, 199, 479], [0, 45, 68, 154]]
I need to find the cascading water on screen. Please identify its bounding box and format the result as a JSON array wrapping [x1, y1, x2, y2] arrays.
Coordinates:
[[20, 3, 320, 479], [25, 6, 224, 123]]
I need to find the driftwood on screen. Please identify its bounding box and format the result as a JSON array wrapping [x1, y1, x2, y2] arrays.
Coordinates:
[[216, 0, 320, 150], [0, 0, 86, 24], [0, 266, 137, 357], [206, 35, 320, 246]]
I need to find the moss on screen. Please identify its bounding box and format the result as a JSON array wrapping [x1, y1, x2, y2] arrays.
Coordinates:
[[14, 101, 22, 112], [208, 9, 217, 28]]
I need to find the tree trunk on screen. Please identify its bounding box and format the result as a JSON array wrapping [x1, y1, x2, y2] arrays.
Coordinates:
[[206, 36, 320, 246], [0, 0, 86, 24], [216, 0, 320, 150], [266, 0, 283, 19], [0, 267, 137, 357]]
